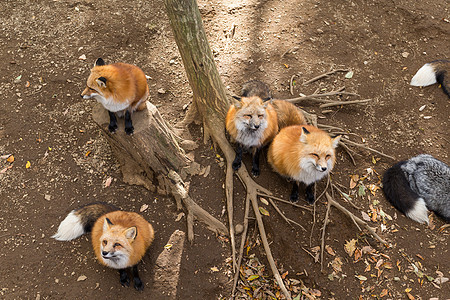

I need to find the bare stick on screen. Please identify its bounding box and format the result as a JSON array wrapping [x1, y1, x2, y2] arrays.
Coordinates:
[[226, 160, 237, 272], [340, 137, 395, 160], [325, 193, 388, 245], [232, 194, 250, 298], [339, 141, 357, 166], [303, 69, 349, 85], [331, 183, 362, 210], [258, 192, 313, 212], [289, 74, 296, 95], [268, 197, 306, 231], [250, 193, 292, 300], [320, 200, 332, 271], [319, 98, 372, 108]]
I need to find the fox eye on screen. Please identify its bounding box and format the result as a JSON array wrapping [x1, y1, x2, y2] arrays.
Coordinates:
[[114, 243, 122, 248], [325, 154, 331, 159], [244, 114, 252, 119], [102, 240, 107, 246], [258, 115, 264, 119], [311, 153, 319, 158]]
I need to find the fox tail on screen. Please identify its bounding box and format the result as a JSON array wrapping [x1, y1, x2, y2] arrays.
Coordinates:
[[382, 161, 429, 224], [410, 60, 449, 97], [52, 202, 119, 241]]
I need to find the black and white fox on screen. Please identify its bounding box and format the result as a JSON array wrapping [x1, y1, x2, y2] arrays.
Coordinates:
[[382, 154, 450, 224], [410, 59, 449, 98]]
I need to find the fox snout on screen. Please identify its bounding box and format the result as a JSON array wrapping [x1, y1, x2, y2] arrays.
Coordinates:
[[316, 165, 327, 172]]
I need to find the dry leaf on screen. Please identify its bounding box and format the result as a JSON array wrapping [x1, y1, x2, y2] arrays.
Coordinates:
[[354, 249, 362, 261], [247, 274, 259, 281], [164, 244, 173, 250], [6, 155, 14, 163], [361, 211, 371, 222], [104, 177, 112, 187], [406, 292, 415, 300], [330, 257, 343, 273], [140, 204, 149, 212], [344, 239, 357, 257], [0, 166, 12, 174], [380, 289, 388, 297], [260, 197, 269, 205], [25, 161, 31, 168], [77, 275, 87, 281], [325, 245, 336, 256], [349, 174, 359, 189], [259, 207, 270, 216], [85, 151, 91, 157], [355, 275, 367, 281], [210, 267, 219, 272]]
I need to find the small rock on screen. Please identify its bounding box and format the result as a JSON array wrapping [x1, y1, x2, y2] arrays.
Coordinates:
[[77, 275, 87, 281], [157, 88, 166, 94], [235, 224, 244, 235], [78, 54, 87, 60], [401, 51, 410, 58]]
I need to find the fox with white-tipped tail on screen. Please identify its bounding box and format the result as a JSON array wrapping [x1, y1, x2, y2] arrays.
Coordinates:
[[410, 59, 449, 97], [382, 154, 450, 224], [52, 202, 154, 291]]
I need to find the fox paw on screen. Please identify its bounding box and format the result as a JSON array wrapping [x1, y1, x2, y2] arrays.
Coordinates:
[[134, 278, 144, 291], [125, 126, 134, 135], [305, 193, 315, 205], [119, 273, 130, 287], [232, 161, 241, 171], [289, 194, 299, 203], [108, 124, 118, 133], [251, 167, 260, 177]]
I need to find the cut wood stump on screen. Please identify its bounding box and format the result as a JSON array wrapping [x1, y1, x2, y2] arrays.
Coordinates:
[[92, 102, 228, 242]]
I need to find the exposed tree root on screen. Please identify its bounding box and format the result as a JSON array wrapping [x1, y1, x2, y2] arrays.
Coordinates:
[[302, 69, 350, 85]]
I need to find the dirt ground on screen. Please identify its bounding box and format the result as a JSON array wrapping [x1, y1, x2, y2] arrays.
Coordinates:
[[0, 0, 449, 299]]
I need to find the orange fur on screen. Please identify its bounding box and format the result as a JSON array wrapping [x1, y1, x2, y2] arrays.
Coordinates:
[[91, 210, 154, 268], [268, 125, 340, 183], [81, 63, 149, 111], [271, 99, 307, 128], [225, 96, 278, 148]]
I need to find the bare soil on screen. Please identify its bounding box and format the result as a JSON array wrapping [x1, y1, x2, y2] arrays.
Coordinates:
[[0, 0, 448, 299]]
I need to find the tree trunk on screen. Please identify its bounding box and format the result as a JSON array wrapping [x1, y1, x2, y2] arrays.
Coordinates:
[[164, 0, 231, 147]]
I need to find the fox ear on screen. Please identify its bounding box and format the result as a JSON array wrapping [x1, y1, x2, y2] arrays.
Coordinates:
[[95, 58, 106, 66], [232, 96, 242, 109], [300, 126, 310, 143], [103, 218, 114, 231], [96, 77, 107, 88], [331, 135, 341, 148], [123, 227, 137, 240]]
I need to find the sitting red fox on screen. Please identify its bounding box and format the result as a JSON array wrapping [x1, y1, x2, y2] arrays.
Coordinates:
[[52, 202, 154, 291], [225, 95, 278, 177], [81, 58, 149, 135], [268, 125, 341, 203]]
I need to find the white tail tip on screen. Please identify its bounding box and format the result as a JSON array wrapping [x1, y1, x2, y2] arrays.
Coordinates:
[[406, 198, 429, 224], [410, 63, 437, 87], [52, 211, 85, 241]]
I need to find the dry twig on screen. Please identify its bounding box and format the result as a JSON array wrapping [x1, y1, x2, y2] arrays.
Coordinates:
[[303, 69, 350, 85]]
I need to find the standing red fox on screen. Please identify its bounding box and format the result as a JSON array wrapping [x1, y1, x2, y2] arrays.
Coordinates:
[[268, 125, 340, 203], [240, 80, 307, 128], [410, 59, 449, 98], [226, 96, 278, 176], [81, 58, 149, 135], [52, 202, 154, 291]]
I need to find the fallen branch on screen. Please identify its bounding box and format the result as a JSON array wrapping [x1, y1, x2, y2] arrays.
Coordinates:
[[258, 192, 313, 212], [319, 98, 372, 108], [303, 69, 350, 85], [286, 88, 359, 104], [340, 137, 395, 160], [268, 197, 307, 231], [320, 200, 332, 272]]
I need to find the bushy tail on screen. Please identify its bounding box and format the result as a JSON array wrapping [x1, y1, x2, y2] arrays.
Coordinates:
[[52, 202, 119, 241], [410, 60, 450, 97], [382, 162, 429, 224]]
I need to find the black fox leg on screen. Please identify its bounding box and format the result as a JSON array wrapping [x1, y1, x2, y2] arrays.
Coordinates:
[[132, 265, 144, 291], [289, 182, 299, 202], [305, 183, 315, 204], [124, 110, 134, 135], [119, 269, 130, 287], [251, 147, 261, 177], [108, 111, 118, 133], [232, 144, 243, 171]]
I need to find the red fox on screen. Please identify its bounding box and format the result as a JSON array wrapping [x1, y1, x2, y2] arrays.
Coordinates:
[[225, 95, 278, 176], [240, 80, 307, 128], [81, 58, 149, 135], [52, 202, 155, 291], [268, 125, 341, 203], [410, 59, 449, 98]]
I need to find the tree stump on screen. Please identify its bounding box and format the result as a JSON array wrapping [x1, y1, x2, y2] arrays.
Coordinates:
[[92, 102, 228, 241]]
